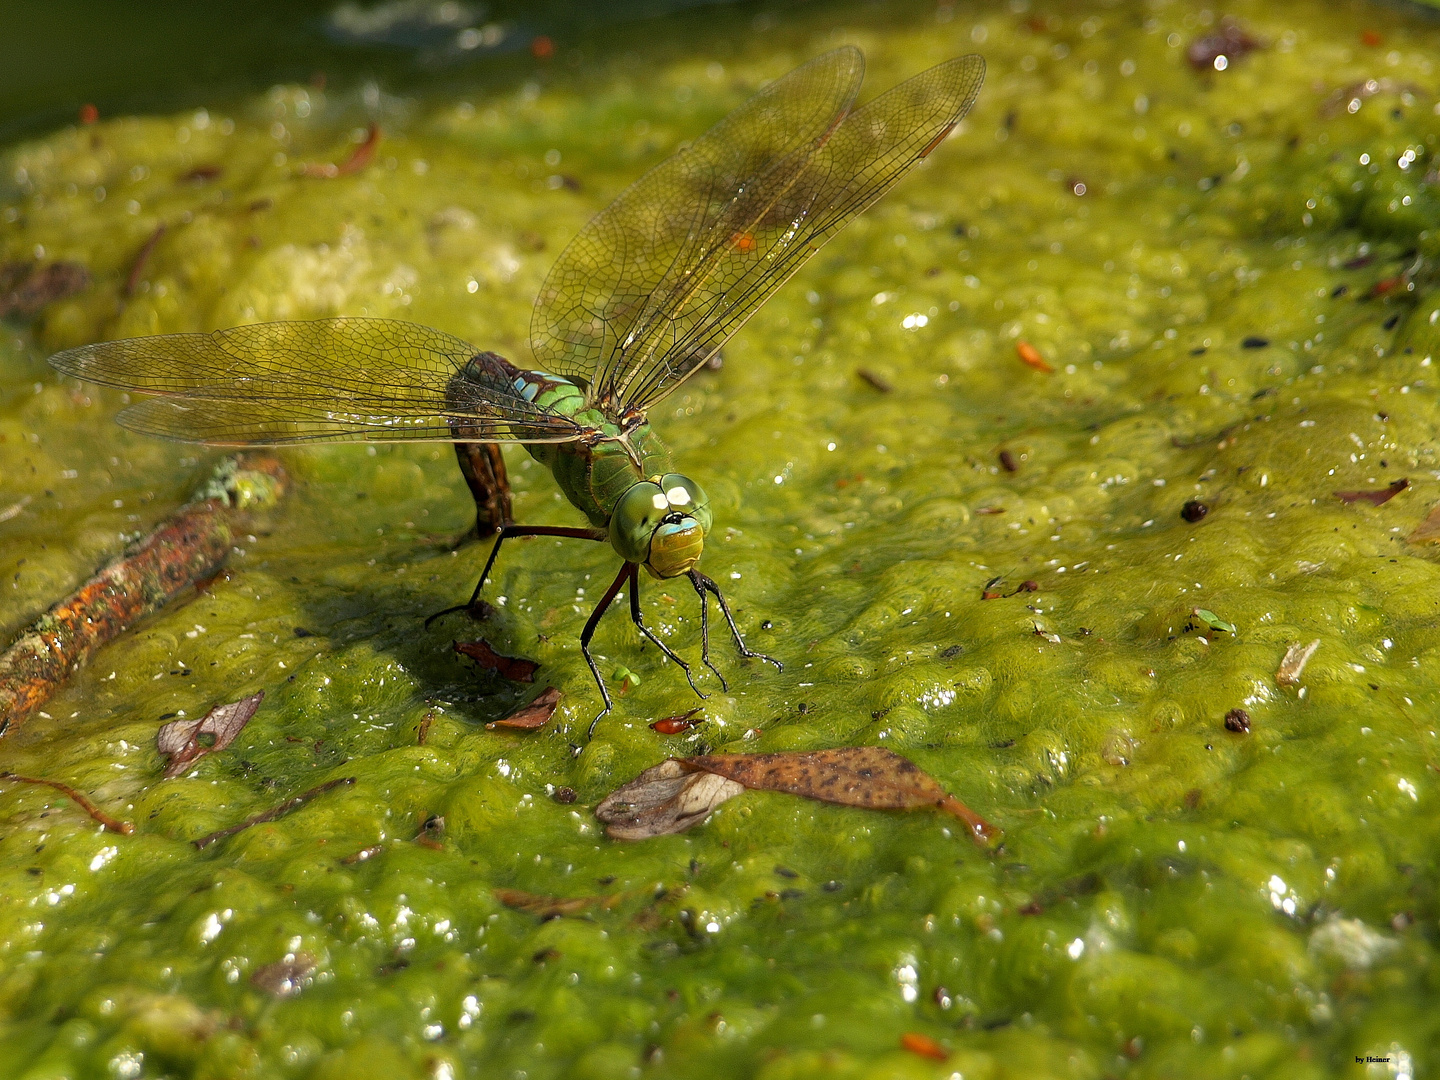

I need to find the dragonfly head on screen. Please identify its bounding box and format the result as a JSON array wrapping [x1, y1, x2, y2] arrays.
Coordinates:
[[610, 473, 712, 579]]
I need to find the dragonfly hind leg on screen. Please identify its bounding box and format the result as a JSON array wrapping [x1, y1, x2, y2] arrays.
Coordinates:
[[687, 569, 783, 685], [626, 564, 706, 701], [424, 523, 606, 628], [579, 563, 633, 738]]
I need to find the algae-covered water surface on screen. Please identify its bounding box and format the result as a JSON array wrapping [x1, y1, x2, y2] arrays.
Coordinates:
[[4, 1, 1440, 1076]]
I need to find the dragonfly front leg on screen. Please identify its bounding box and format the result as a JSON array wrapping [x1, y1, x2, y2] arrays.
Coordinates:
[[580, 562, 632, 738], [425, 524, 606, 628], [688, 569, 783, 674], [626, 564, 706, 700]]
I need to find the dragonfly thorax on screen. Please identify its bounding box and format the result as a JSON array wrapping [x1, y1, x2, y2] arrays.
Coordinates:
[[609, 474, 712, 579]]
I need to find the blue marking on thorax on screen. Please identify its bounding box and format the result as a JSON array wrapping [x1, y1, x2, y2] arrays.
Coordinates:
[[513, 371, 576, 403]]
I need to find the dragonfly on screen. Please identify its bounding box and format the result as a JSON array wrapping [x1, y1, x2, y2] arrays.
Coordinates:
[[49, 47, 985, 736]]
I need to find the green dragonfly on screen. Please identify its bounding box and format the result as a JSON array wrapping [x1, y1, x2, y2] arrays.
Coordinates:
[[50, 47, 985, 735]]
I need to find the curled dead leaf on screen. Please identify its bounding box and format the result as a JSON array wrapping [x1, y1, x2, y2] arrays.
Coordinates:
[[455, 639, 539, 682], [488, 686, 561, 729], [595, 759, 745, 839], [157, 691, 264, 778]]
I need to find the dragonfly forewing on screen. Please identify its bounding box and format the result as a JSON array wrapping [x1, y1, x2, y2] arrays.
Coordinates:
[[50, 318, 585, 446]]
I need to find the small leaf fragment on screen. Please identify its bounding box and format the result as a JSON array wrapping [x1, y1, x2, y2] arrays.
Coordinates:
[[455, 639, 539, 682], [1277, 639, 1320, 686], [596, 759, 745, 839], [1407, 502, 1440, 544], [488, 686, 561, 730], [493, 888, 614, 919], [1191, 608, 1236, 634], [1335, 478, 1408, 506], [157, 691, 264, 778]]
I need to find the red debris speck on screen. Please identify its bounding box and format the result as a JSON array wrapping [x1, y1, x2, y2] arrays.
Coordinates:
[[78, 104, 99, 125], [531, 35, 554, 59], [1016, 340, 1053, 372]]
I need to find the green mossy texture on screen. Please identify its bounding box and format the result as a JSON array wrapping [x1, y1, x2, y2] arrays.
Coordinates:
[[3, 0, 1440, 1076]]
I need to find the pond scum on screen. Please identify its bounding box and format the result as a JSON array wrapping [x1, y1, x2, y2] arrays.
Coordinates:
[[2, 0, 1440, 1076]]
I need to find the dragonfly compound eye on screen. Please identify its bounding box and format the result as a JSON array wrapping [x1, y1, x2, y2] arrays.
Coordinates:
[[656, 473, 712, 535], [610, 481, 669, 564], [610, 476, 711, 577]]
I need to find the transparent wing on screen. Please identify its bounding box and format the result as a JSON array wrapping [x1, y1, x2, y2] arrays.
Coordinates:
[[530, 45, 866, 398], [618, 54, 986, 411], [531, 51, 985, 413], [49, 318, 584, 446]]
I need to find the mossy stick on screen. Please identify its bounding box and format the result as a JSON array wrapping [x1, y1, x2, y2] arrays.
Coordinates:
[[0, 454, 287, 737]]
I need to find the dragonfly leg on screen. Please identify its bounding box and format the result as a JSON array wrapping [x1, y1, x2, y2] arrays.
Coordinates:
[[452, 440, 512, 539], [690, 570, 728, 692], [424, 524, 606, 628], [580, 562, 631, 738], [688, 569, 783, 672], [626, 564, 706, 700]]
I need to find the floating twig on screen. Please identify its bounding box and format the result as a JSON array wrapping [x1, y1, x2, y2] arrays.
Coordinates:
[[0, 455, 288, 737], [0, 771, 134, 834], [192, 776, 355, 850], [856, 367, 893, 393], [125, 224, 166, 297]]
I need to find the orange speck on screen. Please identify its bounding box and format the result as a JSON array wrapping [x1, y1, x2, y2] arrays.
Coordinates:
[[901, 1032, 948, 1061], [1016, 340, 1053, 372], [732, 231, 757, 253], [1361, 30, 1382, 48], [1369, 275, 1403, 298], [530, 35, 554, 59], [78, 103, 99, 125]]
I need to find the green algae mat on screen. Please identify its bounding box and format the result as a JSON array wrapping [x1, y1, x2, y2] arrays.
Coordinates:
[[4, 0, 1440, 1076]]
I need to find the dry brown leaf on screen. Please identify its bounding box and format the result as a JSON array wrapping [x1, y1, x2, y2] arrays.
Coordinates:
[[599, 748, 998, 844], [1277, 640, 1320, 686], [488, 686, 561, 730], [454, 639, 539, 682], [157, 691, 264, 778], [687, 747, 998, 844], [493, 887, 615, 919], [1335, 478, 1408, 506], [595, 759, 745, 840], [1408, 502, 1440, 544]]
